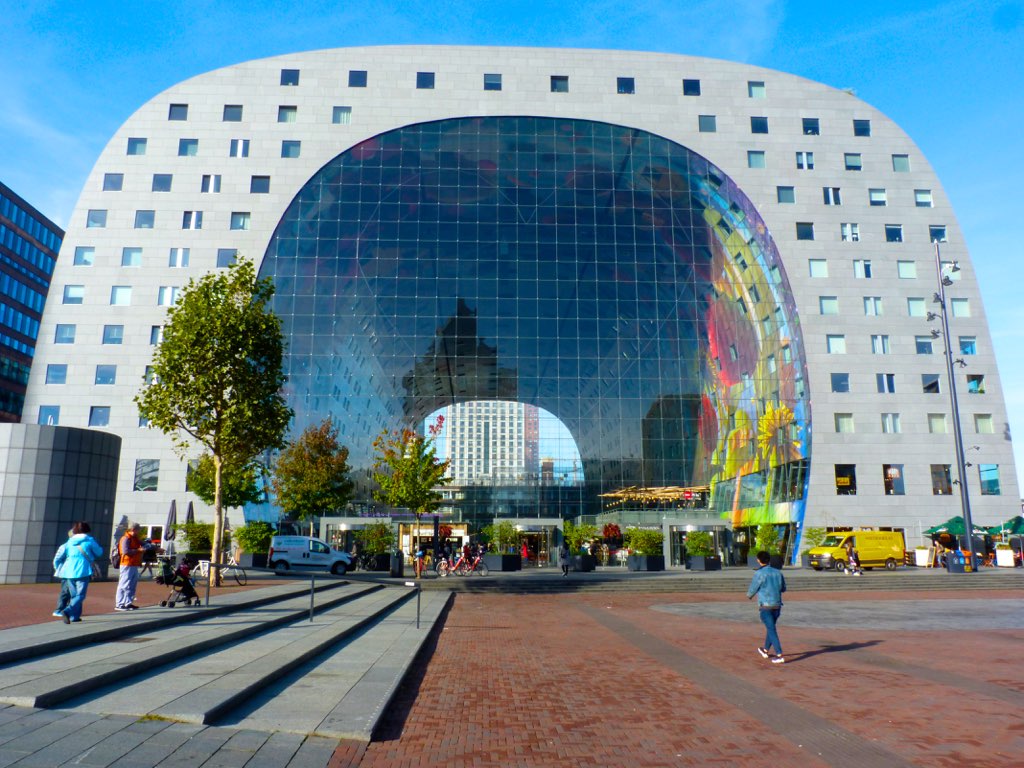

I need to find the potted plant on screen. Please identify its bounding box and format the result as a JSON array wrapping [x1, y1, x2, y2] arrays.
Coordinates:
[[750, 523, 783, 568], [684, 530, 720, 571], [233, 521, 274, 568], [914, 545, 932, 567], [480, 521, 522, 571], [799, 526, 826, 568], [624, 527, 665, 571], [563, 521, 598, 571], [995, 543, 1016, 567], [354, 521, 395, 570]]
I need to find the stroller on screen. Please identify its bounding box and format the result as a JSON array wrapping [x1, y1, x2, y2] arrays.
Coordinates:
[[154, 556, 201, 606]]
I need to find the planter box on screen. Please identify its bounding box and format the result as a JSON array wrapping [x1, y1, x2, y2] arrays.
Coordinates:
[[238, 553, 268, 569], [572, 554, 597, 572], [626, 554, 665, 572], [914, 549, 932, 567], [687, 555, 721, 571], [483, 554, 522, 572], [748, 554, 785, 569], [363, 553, 392, 571], [996, 548, 1016, 567]]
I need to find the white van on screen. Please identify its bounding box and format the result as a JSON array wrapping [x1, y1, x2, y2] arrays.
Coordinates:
[[268, 536, 353, 575]]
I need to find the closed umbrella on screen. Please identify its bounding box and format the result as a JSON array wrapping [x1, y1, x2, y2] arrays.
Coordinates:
[[185, 500, 195, 525], [164, 499, 177, 542]]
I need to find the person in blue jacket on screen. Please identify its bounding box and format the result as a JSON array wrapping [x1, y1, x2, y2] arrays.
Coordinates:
[[52, 521, 103, 624], [746, 550, 787, 664]]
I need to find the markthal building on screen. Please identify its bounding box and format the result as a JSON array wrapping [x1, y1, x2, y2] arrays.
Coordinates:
[[24, 47, 1018, 559]]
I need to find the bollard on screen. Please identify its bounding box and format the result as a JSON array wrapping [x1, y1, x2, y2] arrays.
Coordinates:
[[405, 581, 420, 628], [309, 573, 315, 622]]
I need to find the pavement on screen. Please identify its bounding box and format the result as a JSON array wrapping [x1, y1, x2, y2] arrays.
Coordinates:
[[0, 566, 1021, 766]]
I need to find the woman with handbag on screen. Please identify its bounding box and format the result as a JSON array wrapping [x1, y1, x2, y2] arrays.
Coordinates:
[[52, 521, 103, 624]]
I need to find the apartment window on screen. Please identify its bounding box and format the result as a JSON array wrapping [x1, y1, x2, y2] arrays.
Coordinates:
[[616, 77, 635, 94], [802, 117, 820, 135], [45, 364, 67, 385], [876, 373, 896, 393], [892, 154, 910, 172], [182, 211, 203, 230], [929, 226, 948, 243], [853, 119, 871, 137], [826, 334, 846, 354], [871, 334, 891, 354], [974, 414, 994, 434], [808, 259, 828, 278], [126, 137, 147, 155], [796, 222, 815, 240], [134, 210, 155, 229], [863, 296, 883, 316], [927, 413, 948, 434], [54, 324, 76, 344], [168, 248, 190, 268], [62, 285, 84, 305], [747, 81, 766, 98], [698, 114, 717, 132], [168, 103, 188, 120], [843, 223, 861, 243], [332, 106, 352, 124], [853, 259, 872, 279], [950, 298, 970, 318], [830, 373, 850, 393], [915, 335, 935, 354], [922, 374, 941, 394], [909, 190, 934, 210], [88, 406, 110, 427], [38, 406, 60, 426], [777, 186, 795, 203], [897, 260, 917, 279], [883, 464, 905, 495], [277, 105, 297, 122], [796, 151, 814, 170], [967, 374, 985, 394], [178, 138, 198, 157], [216, 248, 238, 268], [134, 459, 160, 492], [86, 209, 107, 228], [280, 140, 301, 159], [280, 68, 299, 86], [102, 173, 124, 191], [151, 174, 173, 193], [94, 365, 117, 385], [907, 297, 926, 317], [229, 139, 250, 158], [348, 70, 367, 87], [844, 153, 862, 171], [230, 212, 251, 230], [550, 75, 569, 92], [823, 187, 841, 205], [201, 174, 221, 193], [835, 413, 854, 433], [881, 413, 901, 433], [931, 465, 953, 496], [869, 188, 887, 206], [73, 247, 95, 266], [819, 296, 839, 315], [835, 464, 857, 495], [958, 336, 977, 355], [250, 176, 271, 193], [682, 78, 701, 96], [110, 286, 131, 305], [747, 151, 766, 169], [121, 247, 142, 267], [750, 116, 769, 134], [885, 224, 903, 243], [979, 464, 1001, 495], [102, 325, 123, 345], [158, 286, 180, 306], [223, 105, 243, 121], [483, 73, 502, 91]]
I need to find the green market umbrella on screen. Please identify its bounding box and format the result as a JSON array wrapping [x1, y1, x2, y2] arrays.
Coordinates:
[[988, 516, 1024, 537], [922, 516, 989, 536]]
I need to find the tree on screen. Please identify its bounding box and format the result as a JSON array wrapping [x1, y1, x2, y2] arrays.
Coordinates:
[[188, 454, 264, 509], [135, 258, 292, 585], [272, 417, 354, 524], [371, 416, 451, 576]]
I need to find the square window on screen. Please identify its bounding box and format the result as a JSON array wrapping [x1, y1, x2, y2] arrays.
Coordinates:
[[808, 259, 827, 277], [835, 413, 854, 433], [54, 324, 76, 344], [930, 465, 953, 496], [178, 138, 199, 156], [483, 73, 502, 91], [223, 104, 243, 121], [950, 298, 970, 317], [843, 223, 861, 243], [796, 151, 814, 170], [802, 117, 820, 135], [823, 187, 841, 205], [168, 247, 189, 268], [959, 336, 977, 355], [892, 154, 910, 172], [102, 173, 123, 191], [907, 297, 926, 317], [826, 334, 846, 354], [88, 406, 110, 427], [86, 209, 107, 228], [967, 374, 985, 394], [134, 210, 155, 229], [45, 364, 67, 385], [230, 212, 251, 230], [897, 260, 917, 279], [168, 103, 188, 120], [281, 140, 301, 159], [151, 174, 173, 192], [682, 78, 701, 96], [871, 335, 891, 354], [747, 81, 766, 98], [929, 226, 948, 243], [38, 405, 60, 426], [73, 246, 94, 266], [182, 211, 202, 230], [843, 153, 862, 171], [550, 75, 569, 92], [835, 464, 857, 495], [332, 106, 352, 125], [885, 224, 903, 242], [348, 70, 367, 87], [277, 105, 297, 122], [869, 188, 887, 206], [853, 119, 871, 136], [796, 222, 814, 240], [62, 285, 84, 304], [158, 286, 179, 306], [698, 114, 717, 132], [974, 414, 994, 434], [102, 325, 123, 344], [750, 116, 769, 134], [126, 137, 147, 155], [121, 247, 142, 267], [853, 259, 872, 279], [216, 248, 238, 268], [922, 373, 941, 394], [229, 139, 250, 158], [616, 77, 635, 94], [883, 464, 905, 495], [979, 464, 1001, 495], [747, 150, 766, 168], [881, 412, 900, 433], [95, 365, 117, 385], [250, 175, 271, 193], [863, 296, 883, 316], [915, 189, 933, 208], [110, 286, 131, 305], [927, 413, 947, 434], [830, 372, 850, 392], [280, 68, 300, 86], [134, 459, 160, 492], [201, 174, 222, 193], [876, 373, 896, 393], [819, 296, 839, 315], [915, 335, 935, 354], [777, 186, 795, 203]]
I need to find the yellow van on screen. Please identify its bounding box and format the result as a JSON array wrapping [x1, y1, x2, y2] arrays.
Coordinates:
[[807, 531, 905, 572]]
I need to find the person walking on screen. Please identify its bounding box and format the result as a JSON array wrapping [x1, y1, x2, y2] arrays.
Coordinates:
[[52, 528, 74, 617], [115, 522, 150, 611], [747, 550, 787, 664], [558, 540, 570, 577], [53, 521, 103, 624], [844, 539, 863, 576]]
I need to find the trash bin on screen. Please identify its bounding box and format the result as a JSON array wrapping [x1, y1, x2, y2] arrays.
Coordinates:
[[946, 551, 966, 573], [389, 551, 404, 578]]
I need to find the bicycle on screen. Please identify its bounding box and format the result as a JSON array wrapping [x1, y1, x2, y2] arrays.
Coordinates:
[[457, 552, 489, 577], [222, 552, 247, 586]]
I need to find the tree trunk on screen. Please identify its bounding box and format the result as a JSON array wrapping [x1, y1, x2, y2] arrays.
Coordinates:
[[212, 455, 224, 587]]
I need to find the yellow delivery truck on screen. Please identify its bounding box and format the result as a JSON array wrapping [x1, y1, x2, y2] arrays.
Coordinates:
[[807, 530, 905, 572]]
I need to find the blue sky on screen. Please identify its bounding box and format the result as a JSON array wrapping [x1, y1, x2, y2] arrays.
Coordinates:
[[2, 0, 1022, 488]]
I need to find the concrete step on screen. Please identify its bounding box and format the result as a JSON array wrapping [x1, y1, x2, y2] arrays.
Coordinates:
[[0, 583, 383, 708]]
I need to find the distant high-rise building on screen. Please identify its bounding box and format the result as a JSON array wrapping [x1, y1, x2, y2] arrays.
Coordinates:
[[446, 400, 539, 485], [0, 182, 61, 422]]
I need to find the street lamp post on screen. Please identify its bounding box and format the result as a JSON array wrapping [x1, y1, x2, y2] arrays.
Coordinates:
[[930, 242, 976, 571]]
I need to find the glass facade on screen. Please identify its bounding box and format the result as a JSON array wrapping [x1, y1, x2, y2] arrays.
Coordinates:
[[259, 117, 810, 526]]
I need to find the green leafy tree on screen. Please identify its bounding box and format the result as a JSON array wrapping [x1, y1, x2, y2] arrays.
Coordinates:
[[135, 259, 292, 585], [233, 521, 275, 555], [272, 417, 354, 521], [481, 521, 521, 553], [354, 521, 396, 556], [371, 416, 451, 575], [754, 523, 782, 555], [623, 527, 664, 555], [188, 454, 264, 509], [563, 520, 598, 554]]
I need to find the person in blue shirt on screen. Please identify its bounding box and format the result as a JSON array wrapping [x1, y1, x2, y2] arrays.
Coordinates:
[[52, 521, 104, 624], [746, 550, 787, 664]]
